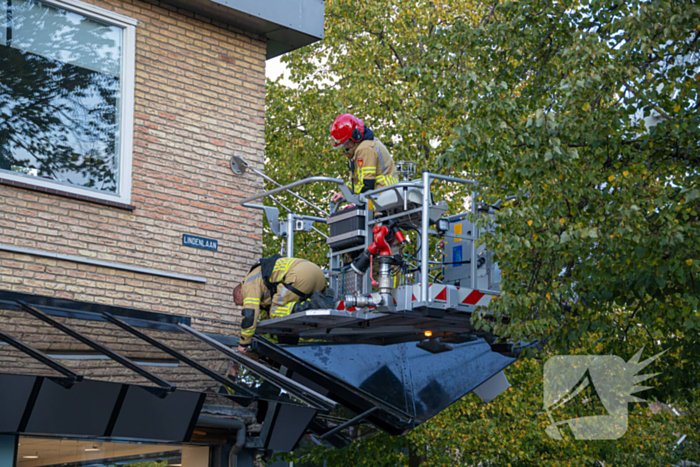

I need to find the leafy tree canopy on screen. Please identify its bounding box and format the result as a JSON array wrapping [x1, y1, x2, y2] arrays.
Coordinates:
[[264, 0, 700, 463], [449, 0, 700, 403], [277, 353, 699, 466]]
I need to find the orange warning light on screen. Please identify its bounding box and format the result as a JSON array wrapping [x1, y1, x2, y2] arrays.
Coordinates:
[[424, 330, 433, 337]]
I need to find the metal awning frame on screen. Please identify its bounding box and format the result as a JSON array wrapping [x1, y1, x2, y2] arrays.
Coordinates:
[[102, 314, 321, 409], [0, 330, 84, 388], [17, 301, 176, 397], [3, 301, 332, 409], [101, 312, 258, 403]]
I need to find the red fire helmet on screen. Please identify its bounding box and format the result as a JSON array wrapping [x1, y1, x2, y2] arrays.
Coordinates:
[[330, 113, 364, 149]]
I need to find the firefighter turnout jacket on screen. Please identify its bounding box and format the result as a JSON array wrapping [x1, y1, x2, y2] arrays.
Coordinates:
[[347, 138, 398, 194], [239, 256, 326, 346]]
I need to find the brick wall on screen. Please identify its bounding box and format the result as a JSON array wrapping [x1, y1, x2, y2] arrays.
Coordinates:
[[0, 0, 267, 334]]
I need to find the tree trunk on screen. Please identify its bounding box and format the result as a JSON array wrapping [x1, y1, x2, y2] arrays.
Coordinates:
[[408, 442, 426, 467]]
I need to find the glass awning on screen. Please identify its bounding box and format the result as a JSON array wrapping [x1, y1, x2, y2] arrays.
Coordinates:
[[0, 299, 337, 442]]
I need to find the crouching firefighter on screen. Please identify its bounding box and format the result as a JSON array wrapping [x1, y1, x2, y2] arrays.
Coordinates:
[[233, 255, 333, 353]]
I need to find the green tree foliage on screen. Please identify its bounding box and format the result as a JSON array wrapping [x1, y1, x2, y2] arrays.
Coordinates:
[[264, 0, 700, 463], [445, 0, 700, 401], [265, 0, 484, 262], [277, 351, 699, 466], [125, 461, 171, 467]]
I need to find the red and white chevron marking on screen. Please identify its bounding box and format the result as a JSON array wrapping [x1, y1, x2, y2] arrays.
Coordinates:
[[335, 299, 380, 312], [336, 300, 356, 312], [409, 283, 493, 307], [337, 283, 495, 310], [457, 287, 492, 307]]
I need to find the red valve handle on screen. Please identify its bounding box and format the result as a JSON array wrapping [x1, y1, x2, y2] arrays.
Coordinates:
[[368, 225, 392, 257]]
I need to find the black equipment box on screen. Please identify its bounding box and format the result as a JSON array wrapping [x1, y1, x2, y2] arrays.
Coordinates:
[[327, 206, 366, 251]]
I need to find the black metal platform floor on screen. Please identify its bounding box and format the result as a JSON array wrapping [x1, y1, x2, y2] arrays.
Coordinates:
[[256, 308, 479, 345]]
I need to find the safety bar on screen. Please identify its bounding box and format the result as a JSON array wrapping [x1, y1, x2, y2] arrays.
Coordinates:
[[243, 203, 327, 224], [240, 177, 358, 257], [232, 154, 330, 217], [430, 173, 478, 186], [360, 181, 423, 199], [298, 215, 328, 223], [446, 211, 470, 221], [447, 193, 516, 220], [243, 202, 328, 241], [239, 176, 359, 206], [420, 172, 479, 304]]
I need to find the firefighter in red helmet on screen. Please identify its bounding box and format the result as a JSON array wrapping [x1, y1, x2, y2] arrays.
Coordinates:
[[330, 114, 398, 203]]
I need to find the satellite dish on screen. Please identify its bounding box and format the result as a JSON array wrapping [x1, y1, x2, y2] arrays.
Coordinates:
[[230, 154, 248, 175]]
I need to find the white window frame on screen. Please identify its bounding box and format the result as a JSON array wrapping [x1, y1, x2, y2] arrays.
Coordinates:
[[0, 0, 136, 205]]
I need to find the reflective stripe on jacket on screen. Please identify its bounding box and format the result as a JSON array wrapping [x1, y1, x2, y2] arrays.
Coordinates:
[[349, 138, 398, 194]]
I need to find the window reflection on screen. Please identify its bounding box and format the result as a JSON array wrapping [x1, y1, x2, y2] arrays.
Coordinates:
[[0, 0, 122, 194]]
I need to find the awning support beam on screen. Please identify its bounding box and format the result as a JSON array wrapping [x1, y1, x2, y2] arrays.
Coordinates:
[[102, 312, 257, 401], [17, 300, 176, 395], [0, 331, 84, 385]]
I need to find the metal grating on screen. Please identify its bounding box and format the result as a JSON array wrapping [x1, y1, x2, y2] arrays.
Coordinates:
[[338, 268, 363, 297]]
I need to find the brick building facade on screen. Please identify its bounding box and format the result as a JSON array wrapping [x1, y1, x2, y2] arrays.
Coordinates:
[[0, 0, 268, 335], [0, 0, 324, 466]]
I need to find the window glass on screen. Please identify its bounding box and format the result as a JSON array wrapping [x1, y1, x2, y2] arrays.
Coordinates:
[[17, 437, 182, 467], [0, 0, 123, 194]]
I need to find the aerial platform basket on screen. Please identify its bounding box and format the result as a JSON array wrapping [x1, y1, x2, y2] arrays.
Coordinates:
[[231, 156, 516, 452], [235, 166, 504, 343]]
